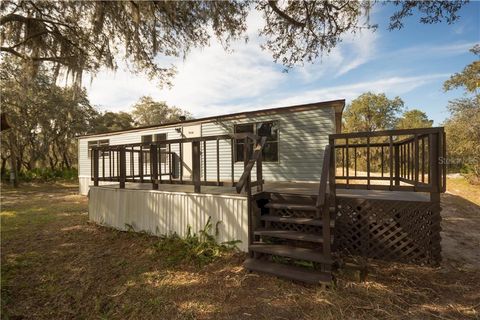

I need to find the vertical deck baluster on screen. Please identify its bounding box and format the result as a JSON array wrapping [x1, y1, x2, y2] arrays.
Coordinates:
[[109, 150, 112, 180], [168, 143, 173, 183], [389, 135, 393, 189], [345, 138, 349, 186], [139, 146, 144, 183], [354, 146, 357, 177], [366, 136, 370, 189], [179, 142, 183, 183], [130, 147, 134, 181], [341, 146, 345, 177], [381, 145, 384, 178], [102, 150, 105, 180], [407, 142, 411, 180], [421, 137, 425, 183], [414, 134, 419, 187], [216, 138, 220, 185], [231, 138, 235, 186], [158, 145, 162, 184], [203, 140, 207, 183]]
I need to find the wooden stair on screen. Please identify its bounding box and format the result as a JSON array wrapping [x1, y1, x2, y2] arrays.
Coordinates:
[[244, 195, 336, 286], [244, 145, 335, 285], [249, 244, 333, 264], [244, 258, 332, 285]]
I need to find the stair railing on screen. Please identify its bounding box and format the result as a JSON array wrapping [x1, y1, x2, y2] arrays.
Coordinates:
[[316, 144, 331, 210], [316, 144, 333, 257], [235, 136, 268, 194]]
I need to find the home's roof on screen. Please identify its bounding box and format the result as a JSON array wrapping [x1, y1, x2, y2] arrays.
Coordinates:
[[78, 99, 345, 139]]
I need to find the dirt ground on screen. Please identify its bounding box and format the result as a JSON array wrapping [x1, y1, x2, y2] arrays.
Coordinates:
[[1, 179, 479, 320]]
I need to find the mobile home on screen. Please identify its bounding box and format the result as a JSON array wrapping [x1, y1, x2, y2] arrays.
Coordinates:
[[81, 99, 446, 285]]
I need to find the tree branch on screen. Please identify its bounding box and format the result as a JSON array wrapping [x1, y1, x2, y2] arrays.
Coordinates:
[[267, 1, 305, 28]]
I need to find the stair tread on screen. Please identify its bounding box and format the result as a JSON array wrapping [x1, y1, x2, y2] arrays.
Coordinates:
[[254, 229, 324, 243], [260, 215, 334, 227], [250, 244, 333, 264], [244, 258, 332, 284], [265, 202, 317, 211]]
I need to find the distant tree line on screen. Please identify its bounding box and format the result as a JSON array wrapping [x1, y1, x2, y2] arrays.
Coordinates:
[[342, 45, 479, 183], [0, 56, 190, 183]]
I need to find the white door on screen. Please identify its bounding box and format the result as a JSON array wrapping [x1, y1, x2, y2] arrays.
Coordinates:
[[182, 124, 201, 179]]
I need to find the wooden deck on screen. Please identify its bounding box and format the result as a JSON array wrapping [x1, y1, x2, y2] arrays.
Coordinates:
[[95, 181, 431, 201]]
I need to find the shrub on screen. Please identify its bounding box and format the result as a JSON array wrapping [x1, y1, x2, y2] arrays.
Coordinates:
[[2, 167, 78, 182], [153, 217, 241, 267]]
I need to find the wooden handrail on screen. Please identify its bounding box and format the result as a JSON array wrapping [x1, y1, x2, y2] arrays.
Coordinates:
[[329, 127, 446, 194], [330, 126, 444, 139], [316, 145, 331, 208], [236, 136, 267, 194]]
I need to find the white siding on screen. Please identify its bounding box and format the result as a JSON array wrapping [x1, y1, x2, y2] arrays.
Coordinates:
[[201, 107, 335, 182], [78, 106, 336, 193], [89, 186, 249, 251]]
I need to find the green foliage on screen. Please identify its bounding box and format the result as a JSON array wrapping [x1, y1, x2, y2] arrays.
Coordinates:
[[0, 56, 96, 175], [443, 45, 480, 184], [153, 217, 240, 267], [444, 97, 480, 184], [0, 1, 468, 83], [443, 45, 480, 94], [396, 109, 434, 129], [132, 96, 192, 126], [2, 168, 78, 182], [343, 92, 404, 133], [92, 112, 134, 133]]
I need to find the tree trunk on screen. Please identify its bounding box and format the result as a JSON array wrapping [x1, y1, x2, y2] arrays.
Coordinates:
[[1, 156, 7, 177], [8, 132, 18, 187]]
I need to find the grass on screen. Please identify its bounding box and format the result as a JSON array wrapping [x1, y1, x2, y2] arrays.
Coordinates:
[[153, 217, 241, 267], [1, 179, 480, 319]]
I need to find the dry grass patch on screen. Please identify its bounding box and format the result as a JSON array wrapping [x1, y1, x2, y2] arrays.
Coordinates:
[[1, 181, 479, 319]]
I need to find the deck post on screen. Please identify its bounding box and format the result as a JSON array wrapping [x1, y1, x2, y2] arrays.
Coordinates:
[[139, 146, 144, 182], [429, 133, 440, 202], [192, 141, 201, 193], [151, 144, 158, 189], [256, 138, 263, 192], [328, 137, 336, 213], [93, 148, 99, 186], [119, 146, 126, 189]]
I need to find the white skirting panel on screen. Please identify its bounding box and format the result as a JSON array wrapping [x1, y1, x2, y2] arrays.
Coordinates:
[[88, 187, 249, 251], [79, 176, 117, 195]]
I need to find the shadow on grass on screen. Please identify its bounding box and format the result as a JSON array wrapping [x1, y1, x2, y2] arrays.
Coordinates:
[[1, 184, 480, 319]]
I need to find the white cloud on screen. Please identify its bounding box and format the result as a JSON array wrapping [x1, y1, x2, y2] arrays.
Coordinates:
[[84, 10, 382, 116], [244, 73, 450, 110]]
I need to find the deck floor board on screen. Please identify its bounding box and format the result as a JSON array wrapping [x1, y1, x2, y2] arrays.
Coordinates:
[[94, 181, 431, 202]]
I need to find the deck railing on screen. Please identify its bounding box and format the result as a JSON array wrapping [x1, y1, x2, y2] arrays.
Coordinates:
[[329, 127, 446, 195], [91, 133, 265, 193]]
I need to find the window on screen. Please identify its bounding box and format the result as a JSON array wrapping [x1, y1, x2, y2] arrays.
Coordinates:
[[88, 139, 109, 158], [142, 133, 168, 163], [234, 121, 278, 162]]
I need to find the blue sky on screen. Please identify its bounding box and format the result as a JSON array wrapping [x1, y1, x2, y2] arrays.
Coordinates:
[[85, 2, 479, 125]]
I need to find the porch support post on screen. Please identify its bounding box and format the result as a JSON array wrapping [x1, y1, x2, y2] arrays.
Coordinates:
[[429, 133, 440, 202], [151, 144, 158, 190], [256, 139, 263, 192], [93, 148, 99, 186], [119, 146, 126, 189], [192, 141, 201, 193]]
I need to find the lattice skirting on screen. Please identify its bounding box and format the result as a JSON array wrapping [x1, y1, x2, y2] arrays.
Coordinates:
[[334, 197, 442, 266]]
